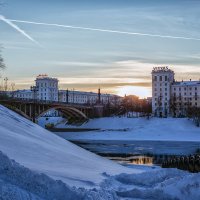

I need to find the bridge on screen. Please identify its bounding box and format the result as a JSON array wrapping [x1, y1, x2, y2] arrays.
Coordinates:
[[0, 98, 97, 124]]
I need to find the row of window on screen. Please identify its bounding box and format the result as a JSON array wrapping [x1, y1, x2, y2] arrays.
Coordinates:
[[155, 102, 198, 107], [36, 82, 57, 88], [155, 88, 168, 92], [173, 87, 198, 91], [173, 92, 198, 96], [154, 93, 168, 97], [154, 75, 168, 82]]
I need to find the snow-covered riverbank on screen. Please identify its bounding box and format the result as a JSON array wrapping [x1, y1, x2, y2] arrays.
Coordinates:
[[0, 106, 140, 188], [0, 105, 200, 199], [55, 116, 200, 142]]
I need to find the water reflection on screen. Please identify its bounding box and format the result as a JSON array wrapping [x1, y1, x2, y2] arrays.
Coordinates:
[[107, 155, 153, 165], [70, 140, 200, 166]]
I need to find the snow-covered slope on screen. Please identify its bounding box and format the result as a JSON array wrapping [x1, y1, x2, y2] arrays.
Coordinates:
[[0, 151, 118, 200], [56, 117, 200, 142], [1, 105, 200, 200], [0, 105, 139, 188]]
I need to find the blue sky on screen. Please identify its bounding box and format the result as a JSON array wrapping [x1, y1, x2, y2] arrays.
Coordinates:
[[0, 0, 200, 97]]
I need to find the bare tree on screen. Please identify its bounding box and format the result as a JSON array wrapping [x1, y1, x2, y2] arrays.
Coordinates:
[[0, 49, 5, 69]]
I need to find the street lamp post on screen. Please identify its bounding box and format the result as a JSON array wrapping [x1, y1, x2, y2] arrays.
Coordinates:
[[31, 86, 39, 123], [66, 89, 69, 104]]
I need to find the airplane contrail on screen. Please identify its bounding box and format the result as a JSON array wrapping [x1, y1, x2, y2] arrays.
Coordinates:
[[0, 15, 42, 47], [6, 18, 200, 41]]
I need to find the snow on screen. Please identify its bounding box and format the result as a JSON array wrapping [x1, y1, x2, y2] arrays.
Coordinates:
[[1, 150, 200, 200], [0, 105, 140, 188], [0, 151, 118, 200], [37, 116, 66, 128], [174, 80, 200, 86], [1, 105, 200, 199], [101, 169, 200, 200], [55, 116, 200, 142]]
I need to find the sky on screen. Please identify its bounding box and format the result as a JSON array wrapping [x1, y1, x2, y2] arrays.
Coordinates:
[[0, 0, 200, 97]]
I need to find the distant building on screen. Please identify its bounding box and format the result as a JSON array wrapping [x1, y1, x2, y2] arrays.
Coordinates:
[[35, 74, 58, 101], [171, 81, 200, 116], [5, 74, 121, 106], [152, 66, 200, 117], [59, 90, 122, 106], [13, 89, 34, 100]]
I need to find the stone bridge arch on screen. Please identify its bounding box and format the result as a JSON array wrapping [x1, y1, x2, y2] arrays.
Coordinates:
[[37, 105, 88, 124]]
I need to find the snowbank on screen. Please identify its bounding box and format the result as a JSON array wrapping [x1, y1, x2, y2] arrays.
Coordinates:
[[102, 169, 200, 200], [0, 105, 140, 188], [56, 116, 200, 142], [1, 150, 200, 200], [0, 151, 118, 200]]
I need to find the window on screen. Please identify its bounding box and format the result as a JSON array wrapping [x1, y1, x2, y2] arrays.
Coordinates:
[[160, 76, 162, 81], [165, 76, 167, 81], [154, 76, 157, 81]]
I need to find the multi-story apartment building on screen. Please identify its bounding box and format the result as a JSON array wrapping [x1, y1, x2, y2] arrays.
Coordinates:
[[152, 67, 200, 117], [171, 81, 200, 116], [35, 74, 59, 101]]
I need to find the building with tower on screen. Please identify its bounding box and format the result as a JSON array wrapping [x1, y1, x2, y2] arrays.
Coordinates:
[[152, 67, 200, 117], [35, 74, 59, 101], [6, 74, 121, 106]]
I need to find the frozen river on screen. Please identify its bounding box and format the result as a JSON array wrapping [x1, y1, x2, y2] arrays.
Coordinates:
[[55, 131, 200, 165], [70, 139, 200, 156]]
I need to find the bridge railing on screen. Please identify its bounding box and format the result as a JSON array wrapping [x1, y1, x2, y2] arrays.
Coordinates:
[[0, 96, 93, 108]]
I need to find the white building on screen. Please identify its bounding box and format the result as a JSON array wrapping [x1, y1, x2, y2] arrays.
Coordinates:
[[171, 81, 200, 116], [13, 89, 34, 100], [35, 74, 58, 101], [59, 90, 121, 105], [6, 75, 121, 105], [152, 66, 200, 117]]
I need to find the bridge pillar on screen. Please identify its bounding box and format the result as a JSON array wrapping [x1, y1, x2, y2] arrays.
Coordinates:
[[93, 105, 104, 118], [29, 105, 32, 119], [24, 104, 27, 115]]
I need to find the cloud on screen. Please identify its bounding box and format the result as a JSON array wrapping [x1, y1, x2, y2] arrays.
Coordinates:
[[7, 17, 200, 41], [44, 61, 105, 67], [0, 15, 42, 47]]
